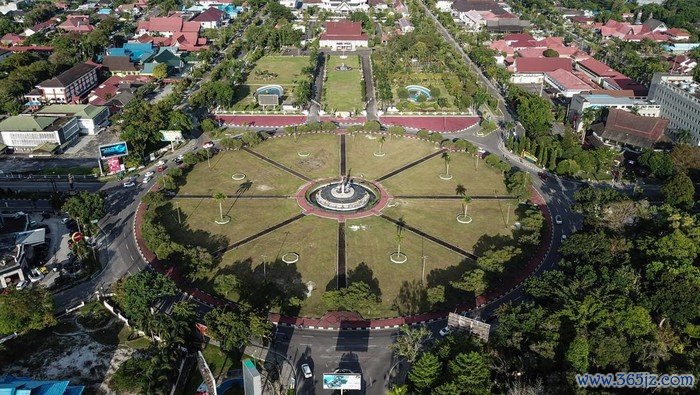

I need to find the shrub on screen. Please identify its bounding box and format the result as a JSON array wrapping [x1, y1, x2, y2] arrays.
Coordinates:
[[429, 132, 443, 143], [387, 126, 406, 136], [363, 120, 381, 132], [416, 129, 430, 139]]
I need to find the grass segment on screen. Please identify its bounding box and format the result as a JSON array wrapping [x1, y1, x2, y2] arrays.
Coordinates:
[[345, 134, 438, 180], [253, 133, 340, 180], [324, 55, 364, 114]]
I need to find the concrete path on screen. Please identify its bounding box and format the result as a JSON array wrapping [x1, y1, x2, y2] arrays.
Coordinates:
[[215, 213, 306, 255], [380, 214, 477, 259], [375, 149, 446, 182], [243, 147, 312, 182]]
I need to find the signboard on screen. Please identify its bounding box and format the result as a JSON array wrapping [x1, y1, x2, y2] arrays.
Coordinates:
[[107, 157, 121, 174], [322, 373, 362, 390], [71, 232, 83, 243], [447, 313, 491, 342], [160, 130, 183, 142], [99, 141, 128, 159]]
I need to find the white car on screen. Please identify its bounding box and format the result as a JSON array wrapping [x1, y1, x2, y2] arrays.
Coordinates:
[[301, 364, 312, 379], [439, 326, 451, 337], [61, 217, 70, 224], [203, 141, 215, 149], [554, 215, 562, 225], [561, 234, 567, 242], [144, 170, 155, 178], [28, 268, 44, 283], [477, 147, 487, 154], [16, 280, 28, 290], [176, 154, 185, 162], [157, 159, 166, 166], [142, 176, 152, 184], [123, 181, 136, 188]]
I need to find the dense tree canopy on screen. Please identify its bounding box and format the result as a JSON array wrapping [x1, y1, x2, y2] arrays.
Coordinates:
[[0, 288, 56, 335]]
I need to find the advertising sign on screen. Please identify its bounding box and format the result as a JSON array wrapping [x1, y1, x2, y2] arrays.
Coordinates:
[[160, 130, 183, 142], [99, 141, 128, 159], [322, 373, 362, 390], [107, 157, 121, 174]]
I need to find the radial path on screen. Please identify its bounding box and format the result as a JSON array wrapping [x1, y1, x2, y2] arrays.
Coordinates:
[[215, 213, 306, 256], [337, 222, 347, 289], [243, 147, 313, 182], [339, 134, 347, 177], [380, 214, 477, 260], [393, 195, 518, 200], [375, 149, 447, 182], [176, 195, 293, 199]]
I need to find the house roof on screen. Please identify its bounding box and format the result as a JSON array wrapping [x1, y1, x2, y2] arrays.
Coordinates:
[[642, 18, 665, 32], [102, 55, 139, 72], [191, 7, 225, 22], [0, 115, 60, 131], [0, 33, 23, 44], [138, 16, 201, 33], [545, 68, 592, 91], [577, 58, 619, 77], [514, 57, 572, 73], [38, 63, 98, 88], [452, 0, 504, 13], [59, 15, 94, 32], [597, 108, 668, 148], [152, 49, 182, 68], [36, 104, 107, 119], [321, 21, 368, 41]]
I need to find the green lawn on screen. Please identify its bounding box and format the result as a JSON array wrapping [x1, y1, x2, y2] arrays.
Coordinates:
[[177, 150, 305, 196], [381, 153, 508, 196], [382, 199, 518, 253], [253, 133, 340, 180], [389, 72, 458, 111], [324, 55, 364, 113], [345, 216, 473, 317], [214, 215, 338, 317], [345, 134, 439, 180], [247, 56, 309, 86], [158, 198, 301, 252]]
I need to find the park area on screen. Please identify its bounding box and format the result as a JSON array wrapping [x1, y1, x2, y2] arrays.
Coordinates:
[[323, 55, 365, 115], [231, 55, 310, 110], [153, 133, 525, 317], [389, 72, 461, 112]]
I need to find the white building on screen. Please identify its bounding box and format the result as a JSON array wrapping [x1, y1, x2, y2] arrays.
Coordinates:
[[36, 104, 110, 135], [302, 0, 369, 14], [319, 21, 368, 51], [649, 73, 700, 146], [567, 92, 661, 134], [0, 115, 80, 152]]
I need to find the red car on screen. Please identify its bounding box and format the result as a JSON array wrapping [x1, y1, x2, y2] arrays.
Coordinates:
[[157, 165, 167, 172]]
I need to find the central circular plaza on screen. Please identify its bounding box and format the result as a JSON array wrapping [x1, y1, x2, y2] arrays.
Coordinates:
[[311, 179, 373, 212]]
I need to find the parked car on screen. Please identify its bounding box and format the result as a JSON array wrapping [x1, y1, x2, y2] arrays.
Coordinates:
[[123, 180, 136, 188], [38, 266, 49, 275], [439, 326, 451, 337], [142, 176, 152, 184], [561, 234, 567, 242], [16, 280, 28, 290], [203, 141, 214, 149], [144, 170, 155, 178], [157, 165, 166, 172], [555, 215, 562, 225], [301, 364, 312, 379], [61, 217, 71, 224], [157, 159, 166, 166]]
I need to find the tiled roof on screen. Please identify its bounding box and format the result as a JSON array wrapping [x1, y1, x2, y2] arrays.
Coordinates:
[[321, 21, 368, 40], [545, 68, 592, 91], [452, 0, 504, 13], [598, 108, 668, 148], [514, 57, 572, 73], [191, 7, 225, 22], [102, 55, 139, 72], [577, 57, 619, 77], [38, 62, 98, 88]]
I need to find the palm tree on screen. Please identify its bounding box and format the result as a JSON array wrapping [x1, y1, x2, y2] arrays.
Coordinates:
[[395, 217, 406, 257], [455, 184, 466, 197], [378, 135, 386, 155], [462, 195, 472, 218], [441, 152, 451, 176], [213, 192, 227, 222], [675, 129, 692, 145]]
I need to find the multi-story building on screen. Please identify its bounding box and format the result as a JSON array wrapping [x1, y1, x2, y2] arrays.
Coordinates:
[[302, 0, 369, 14], [567, 92, 661, 133], [25, 62, 99, 104], [319, 21, 368, 51], [35, 104, 110, 135], [0, 115, 80, 152], [649, 73, 700, 146]]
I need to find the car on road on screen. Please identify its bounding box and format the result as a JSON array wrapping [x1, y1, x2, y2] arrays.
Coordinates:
[[157, 159, 166, 166], [61, 217, 70, 224], [175, 154, 185, 163], [477, 147, 487, 154], [538, 172, 548, 180], [145, 170, 155, 178], [439, 326, 451, 337], [142, 176, 152, 184], [16, 280, 28, 290], [561, 234, 567, 242], [157, 165, 166, 172], [554, 215, 562, 225], [203, 141, 214, 149], [301, 364, 312, 379], [123, 180, 136, 188]]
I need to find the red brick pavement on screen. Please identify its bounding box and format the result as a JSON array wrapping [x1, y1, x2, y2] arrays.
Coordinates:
[[294, 180, 390, 221], [213, 114, 307, 128], [380, 115, 480, 133]]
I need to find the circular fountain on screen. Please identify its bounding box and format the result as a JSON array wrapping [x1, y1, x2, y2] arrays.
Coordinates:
[[310, 177, 374, 212]]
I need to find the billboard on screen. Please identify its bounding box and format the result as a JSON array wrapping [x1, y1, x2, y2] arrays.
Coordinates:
[[160, 130, 183, 142], [322, 373, 362, 390], [99, 141, 128, 159], [447, 313, 491, 342], [107, 157, 121, 174]]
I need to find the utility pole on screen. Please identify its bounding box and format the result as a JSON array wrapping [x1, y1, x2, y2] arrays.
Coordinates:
[[506, 202, 511, 226], [176, 201, 181, 224], [262, 254, 267, 280], [420, 237, 427, 284]]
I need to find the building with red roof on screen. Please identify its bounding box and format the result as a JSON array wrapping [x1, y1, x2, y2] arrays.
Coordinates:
[[58, 15, 95, 33], [510, 57, 573, 83], [591, 108, 669, 150], [135, 16, 208, 51], [319, 21, 368, 51], [544, 69, 594, 98], [0, 33, 23, 46], [191, 7, 227, 29], [575, 58, 647, 96]]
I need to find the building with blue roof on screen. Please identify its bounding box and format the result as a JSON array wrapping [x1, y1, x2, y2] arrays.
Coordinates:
[[0, 375, 84, 395], [106, 42, 155, 63]]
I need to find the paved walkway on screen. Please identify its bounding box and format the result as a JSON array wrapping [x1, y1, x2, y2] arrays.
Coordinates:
[[380, 116, 479, 133], [393, 195, 517, 200], [215, 213, 306, 256], [243, 147, 312, 182], [214, 115, 307, 128], [339, 134, 347, 176], [380, 214, 477, 259], [294, 180, 391, 221], [337, 222, 347, 289], [176, 194, 292, 199], [375, 149, 446, 182]]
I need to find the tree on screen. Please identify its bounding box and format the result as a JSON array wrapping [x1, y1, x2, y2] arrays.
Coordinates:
[[293, 77, 311, 105], [505, 170, 532, 201], [152, 63, 169, 80], [214, 274, 239, 299], [638, 149, 674, 179], [543, 48, 559, 57], [426, 285, 445, 305], [408, 352, 441, 392], [204, 307, 271, 351], [62, 191, 105, 235], [114, 271, 176, 326], [555, 158, 580, 176], [390, 325, 432, 363], [378, 135, 387, 155], [322, 281, 381, 314], [477, 246, 520, 273], [451, 269, 486, 295], [441, 152, 452, 176], [662, 172, 694, 210], [0, 288, 56, 334], [448, 352, 491, 393], [213, 192, 227, 222]]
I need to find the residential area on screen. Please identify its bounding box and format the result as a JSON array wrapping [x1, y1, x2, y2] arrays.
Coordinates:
[[0, 0, 697, 394]]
